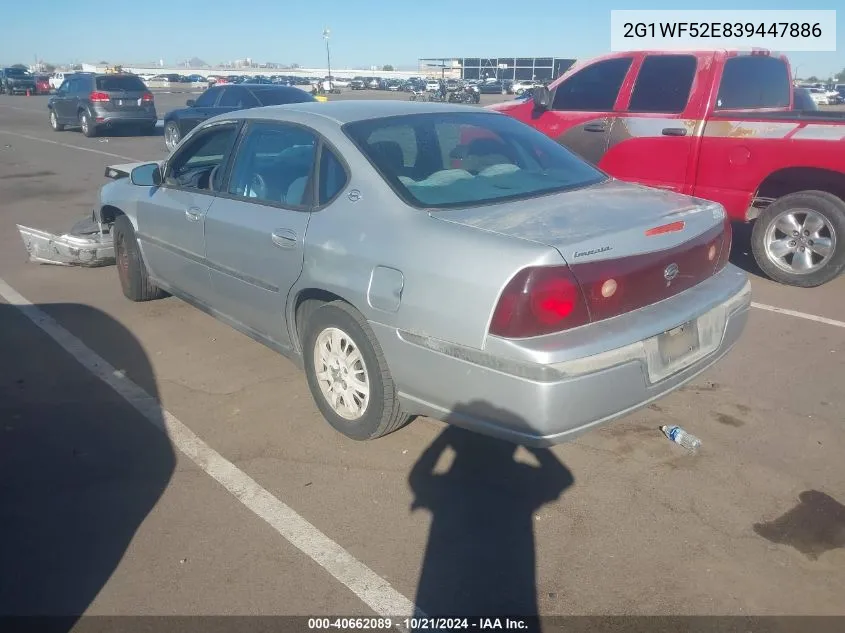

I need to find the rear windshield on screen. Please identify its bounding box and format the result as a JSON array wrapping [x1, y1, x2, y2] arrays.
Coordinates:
[[344, 112, 606, 209], [253, 88, 316, 106], [96, 76, 147, 91]]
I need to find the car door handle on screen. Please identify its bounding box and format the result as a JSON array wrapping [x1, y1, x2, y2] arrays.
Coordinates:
[[271, 229, 298, 248], [662, 127, 688, 137], [582, 123, 606, 133], [185, 207, 203, 222]]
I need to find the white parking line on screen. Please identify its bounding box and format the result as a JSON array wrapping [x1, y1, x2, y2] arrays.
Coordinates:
[[0, 276, 421, 627], [751, 302, 845, 328]]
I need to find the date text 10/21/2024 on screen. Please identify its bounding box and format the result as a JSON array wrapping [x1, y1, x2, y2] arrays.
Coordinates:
[[308, 617, 530, 630]]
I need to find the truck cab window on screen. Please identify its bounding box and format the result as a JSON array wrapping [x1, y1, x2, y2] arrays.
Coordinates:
[[716, 56, 790, 110], [552, 57, 633, 111], [629, 55, 697, 113]]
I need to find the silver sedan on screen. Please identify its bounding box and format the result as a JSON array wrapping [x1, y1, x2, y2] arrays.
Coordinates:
[[94, 101, 751, 446]]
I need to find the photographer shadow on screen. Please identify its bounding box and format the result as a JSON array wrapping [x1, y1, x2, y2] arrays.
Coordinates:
[[409, 405, 574, 627], [0, 302, 175, 627]]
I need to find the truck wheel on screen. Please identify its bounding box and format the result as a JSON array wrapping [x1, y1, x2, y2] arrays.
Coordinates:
[[751, 190, 845, 287], [113, 215, 165, 301], [301, 300, 410, 441], [49, 109, 65, 131], [79, 110, 97, 137]]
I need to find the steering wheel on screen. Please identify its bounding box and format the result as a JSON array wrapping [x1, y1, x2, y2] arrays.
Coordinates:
[[247, 173, 267, 199]]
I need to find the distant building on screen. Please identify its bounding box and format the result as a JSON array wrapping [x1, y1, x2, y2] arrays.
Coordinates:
[[419, 57, 576, 81]]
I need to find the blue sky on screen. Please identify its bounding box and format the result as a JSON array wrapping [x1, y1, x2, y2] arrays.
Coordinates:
[[2, 0, 843, 77]]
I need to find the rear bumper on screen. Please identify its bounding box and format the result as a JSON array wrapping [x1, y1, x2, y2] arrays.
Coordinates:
[[375, 265, 751, 446], [91, 109, 158, 127]]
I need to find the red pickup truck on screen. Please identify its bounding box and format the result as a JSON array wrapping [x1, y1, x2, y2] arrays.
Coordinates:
[[490, 50, 845, 287]]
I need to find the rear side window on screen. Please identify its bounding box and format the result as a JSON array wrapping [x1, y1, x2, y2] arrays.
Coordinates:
[[318, 147, 348, 204], [552, 57, 633, 111], [628, 55, 697, 113], [716, 56, 790, 110], [96, 76, 147, 91]]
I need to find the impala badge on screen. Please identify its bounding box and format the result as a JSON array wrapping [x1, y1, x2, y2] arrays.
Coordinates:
[[664, 263, 679, 282]]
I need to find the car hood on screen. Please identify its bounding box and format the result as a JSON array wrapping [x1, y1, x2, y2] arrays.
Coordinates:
[[430, 178, 725, 262]]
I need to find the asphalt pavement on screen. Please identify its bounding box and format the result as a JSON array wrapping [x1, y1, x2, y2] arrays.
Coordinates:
[[1, 91, 844, 621]]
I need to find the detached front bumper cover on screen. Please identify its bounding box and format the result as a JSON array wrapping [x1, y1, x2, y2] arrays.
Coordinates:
[[17, 215, 114, 267]]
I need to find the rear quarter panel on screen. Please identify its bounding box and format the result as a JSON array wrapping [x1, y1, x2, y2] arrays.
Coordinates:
[[694, 117, 845, 219]]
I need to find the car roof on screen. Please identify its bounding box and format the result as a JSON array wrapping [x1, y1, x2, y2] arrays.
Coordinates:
[[237, 99, 494, 124]]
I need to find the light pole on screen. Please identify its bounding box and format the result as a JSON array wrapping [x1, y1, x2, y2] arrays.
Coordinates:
[[323, 28, 332, 87]]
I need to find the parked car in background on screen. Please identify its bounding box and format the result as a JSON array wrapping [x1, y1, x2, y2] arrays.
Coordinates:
[[350, 77, 366, 90], [35, 75, 52, 95], [47, 73, 157, 137], [425, 79, 440, 91], [1, 67, 37, 94], [806, 87, 831, 107], [477, 81, 507, 94], [162, 84, 317, 151], [92, 101, 749, 446], [510, 80, 537, 95], [793, 87, 819, 111], [50, 71, 75, 90], [495, 49, 845, 286]]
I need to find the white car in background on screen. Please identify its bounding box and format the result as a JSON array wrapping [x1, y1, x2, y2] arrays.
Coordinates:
[[807, 88, 831, 106], [49, 72, 72, 90], [510, 80, 537, 95], [425, 80, 439, 91]]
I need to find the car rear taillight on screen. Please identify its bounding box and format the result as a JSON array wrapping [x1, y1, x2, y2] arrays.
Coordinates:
[[141, 92, 154, 102], [714, 217, 732, 272], [89, 91, 110, 102], [570, 222, 727, 323], [490, 265, 590, 338]]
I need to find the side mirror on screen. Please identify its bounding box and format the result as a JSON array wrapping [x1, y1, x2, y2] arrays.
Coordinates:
[[533, 86, 551, 111], [186, 99, 196, 107], [131, 163, 162, 187]]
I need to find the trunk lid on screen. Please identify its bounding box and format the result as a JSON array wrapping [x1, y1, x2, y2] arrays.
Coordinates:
[[432, 178, 732, 319], [431, 179, 725, 259]]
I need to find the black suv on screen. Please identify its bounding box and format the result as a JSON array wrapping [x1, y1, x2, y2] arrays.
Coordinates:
[[47, 73, 157, 137], [1, 67, 37, 95]]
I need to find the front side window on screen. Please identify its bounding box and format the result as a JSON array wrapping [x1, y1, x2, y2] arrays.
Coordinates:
[[716, 56, 790, 110], [194, 87, 220, 108], [253, 88, 316, 106], [166, 124, 239, 189], [218, 87, 259, 108], [552, 57, 633, 111], [344, 112, 606, 209], [228, 122, 317, 206], [628, 55, 697, 113]]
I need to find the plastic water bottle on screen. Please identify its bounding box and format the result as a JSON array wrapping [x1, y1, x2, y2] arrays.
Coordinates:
[[661, 425, 701, 452]]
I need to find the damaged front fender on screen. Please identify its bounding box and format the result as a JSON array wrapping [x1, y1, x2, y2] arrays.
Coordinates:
[[17, 216, 114, 267]]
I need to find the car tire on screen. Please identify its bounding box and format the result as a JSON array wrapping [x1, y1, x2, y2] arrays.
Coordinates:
[[79, 110, 96, 137], [164, 121, 181, 152], [751, 190, 845, 287], [301, 300, 410, 441], [113, 215, 165, 302], [49, 109, 65, 131]]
